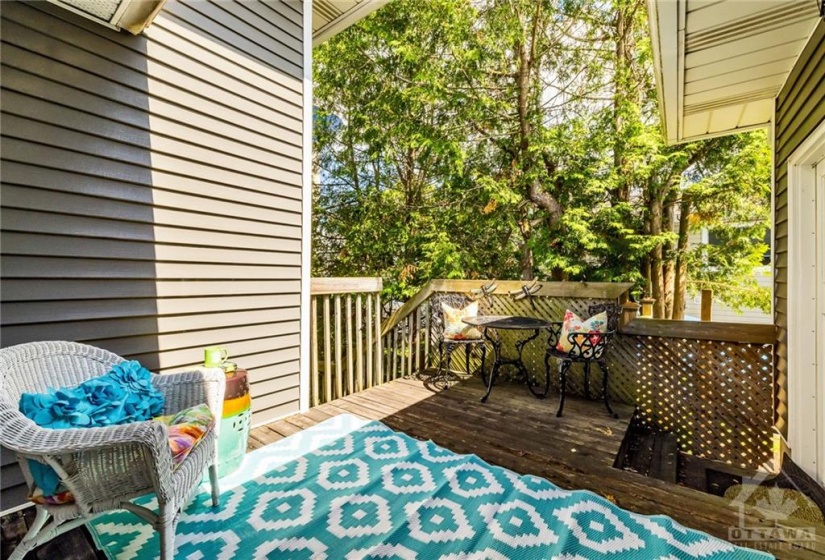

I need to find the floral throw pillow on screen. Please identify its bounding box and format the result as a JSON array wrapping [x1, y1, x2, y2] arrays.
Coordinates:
[[556, 310, 608, 355], [155, 403, 216, 468], [442, 302, 483, 340]]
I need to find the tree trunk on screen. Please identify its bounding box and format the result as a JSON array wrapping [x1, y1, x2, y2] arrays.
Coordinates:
[[613, 3, 632, 203], [672, 194, 691, 320], [661, 193, 677, 318], [648, 197, 666, 318]]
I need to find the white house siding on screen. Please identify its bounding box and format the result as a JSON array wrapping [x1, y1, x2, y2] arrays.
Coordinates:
[[0, 0, 306, 507]]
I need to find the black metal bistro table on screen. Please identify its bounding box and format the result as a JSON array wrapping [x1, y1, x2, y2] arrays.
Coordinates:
[[463, 315, 552, 403]]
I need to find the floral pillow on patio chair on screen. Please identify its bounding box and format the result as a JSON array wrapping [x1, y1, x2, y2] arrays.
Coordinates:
[[442, 301, 483, 340], [556, 309, 608, 355]]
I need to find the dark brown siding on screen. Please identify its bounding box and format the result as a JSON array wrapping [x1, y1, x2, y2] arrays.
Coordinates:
[[773, 21, 825, 437], [1, 0, 305, 507]]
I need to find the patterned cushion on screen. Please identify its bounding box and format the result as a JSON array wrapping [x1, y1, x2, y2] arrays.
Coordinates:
[[556, 310, 608, 355], [442, 302, 483, 340], [155, 403, 216, 467]]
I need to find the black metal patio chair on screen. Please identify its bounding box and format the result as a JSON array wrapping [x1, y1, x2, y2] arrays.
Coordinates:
[[545, 302, 621, 418], [430, 293, 487, 387]]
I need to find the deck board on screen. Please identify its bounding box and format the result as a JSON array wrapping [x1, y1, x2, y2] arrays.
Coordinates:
[[251, 376, 825, 560]]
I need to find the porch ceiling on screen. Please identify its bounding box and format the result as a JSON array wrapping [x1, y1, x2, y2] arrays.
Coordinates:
[[648, 0, 821, 144], [313, 0, 389, 47]]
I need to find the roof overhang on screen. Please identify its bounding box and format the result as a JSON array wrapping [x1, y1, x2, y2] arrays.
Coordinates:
[[648, 0, 821, 144], [313, 0, 390, 47]]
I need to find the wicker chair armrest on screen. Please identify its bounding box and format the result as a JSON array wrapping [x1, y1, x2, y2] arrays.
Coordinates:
[[152, 368, 225, 417], [0, 405, 168, 457], [0, 405, 177, 506]]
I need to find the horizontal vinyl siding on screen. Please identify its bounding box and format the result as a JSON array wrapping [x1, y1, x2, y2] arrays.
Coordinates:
[[0, 0, 305, 507], [773, 21, 825, 437]]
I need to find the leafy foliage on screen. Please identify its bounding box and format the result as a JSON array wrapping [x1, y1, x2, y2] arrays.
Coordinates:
[[313, 0, 771, 316]]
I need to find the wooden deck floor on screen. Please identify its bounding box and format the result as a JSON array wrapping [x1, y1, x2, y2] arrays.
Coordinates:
[[252, 376, 825, 560]]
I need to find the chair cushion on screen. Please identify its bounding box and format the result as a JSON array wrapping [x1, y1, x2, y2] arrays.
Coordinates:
[[556, 310, 608, 355], [442, 302, 483, 340], [154, 403, 216, 467], [20, 360, 165, 502]]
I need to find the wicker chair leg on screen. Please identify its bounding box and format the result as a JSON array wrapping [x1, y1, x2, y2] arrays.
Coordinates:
[[159, 508, 177, 560], [209, 463, 221, 507], [8, 506, 50, 560]]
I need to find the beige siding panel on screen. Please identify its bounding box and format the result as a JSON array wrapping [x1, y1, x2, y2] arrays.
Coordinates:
[[2, 9, 303, 122], [250, 371, 302, 398], [3, 117, 302, 184], [244, 1, 303, 41], [772, 21, 825, 437], [3, 308, 302, 349], [94, 321, 302, 358], [2, 161, 302, 212], [196, 0, 302, 55], [1, 279, 301, 301], [2, 138, 302, 199], [2, 257, 300, 281], [1, 233, 300, 266], [2, 186, 301, 236], [262, 0, 303, 29], [1, 211, 301, 255], [129, 336, 300, 372], [251, 391, 301, 426], [164, 0, 302, 77], [1, 0, 306, 508], [2, 294, 299, 325], [0, 45, 302, 145], [2, 89, 302, 164]]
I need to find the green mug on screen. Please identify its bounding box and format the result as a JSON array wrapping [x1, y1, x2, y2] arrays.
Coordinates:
[[204, 346, 229, 368]]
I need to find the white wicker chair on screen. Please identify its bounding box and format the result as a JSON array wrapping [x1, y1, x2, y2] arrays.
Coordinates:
[[0, 341, 225, 560]]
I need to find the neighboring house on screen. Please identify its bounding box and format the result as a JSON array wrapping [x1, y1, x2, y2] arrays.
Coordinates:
[[683, 231, 772, 324], [648, 0, 825, 483], [0, 0, 382, 510]]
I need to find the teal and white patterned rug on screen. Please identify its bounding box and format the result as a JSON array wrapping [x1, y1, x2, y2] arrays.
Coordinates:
[[89, 414, 772, 559]]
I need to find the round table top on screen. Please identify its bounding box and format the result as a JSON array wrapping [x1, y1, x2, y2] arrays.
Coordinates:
[[463, 315, 552, 330]]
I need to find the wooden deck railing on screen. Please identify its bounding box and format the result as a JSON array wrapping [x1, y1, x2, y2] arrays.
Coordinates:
[[309, 277, 777, 470], [310, 278, 383, 406], [378, 279, 777, 471]]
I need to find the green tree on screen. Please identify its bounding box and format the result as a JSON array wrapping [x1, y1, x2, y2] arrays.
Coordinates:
[[313, 0, 772, 318]]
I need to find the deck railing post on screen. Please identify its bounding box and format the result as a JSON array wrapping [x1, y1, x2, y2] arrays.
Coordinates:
[[374, 293, 383, 385], [310, 296, 319, 407], [323, 295, 332, 403], [356, 293, 364, 391], [346, 295, 355, 392], [366, 295, 374, 388], [334, 295, 344, 398]]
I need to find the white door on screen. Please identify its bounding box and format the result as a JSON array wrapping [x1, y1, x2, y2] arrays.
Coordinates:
[[788, 122, 825, 485], [817, 161, 825, 483]]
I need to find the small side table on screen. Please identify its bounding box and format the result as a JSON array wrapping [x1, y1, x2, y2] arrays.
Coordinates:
[[463, 315, 552, 403]]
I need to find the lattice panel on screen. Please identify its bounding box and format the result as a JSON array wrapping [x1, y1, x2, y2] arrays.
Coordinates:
[[609, 335, 774, 470], [388, 290, 775, 470]]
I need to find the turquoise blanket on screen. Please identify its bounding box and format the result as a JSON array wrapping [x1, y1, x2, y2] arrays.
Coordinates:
[[89, 414, 771, 559]]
